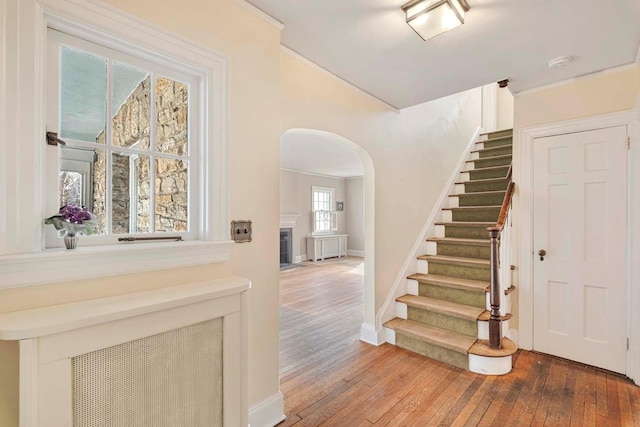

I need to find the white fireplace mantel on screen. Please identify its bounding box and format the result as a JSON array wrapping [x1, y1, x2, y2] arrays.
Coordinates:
[[280, 213, 300, 228]]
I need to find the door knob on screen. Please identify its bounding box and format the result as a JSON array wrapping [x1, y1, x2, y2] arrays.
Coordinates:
[[538, 249, 546, 261]]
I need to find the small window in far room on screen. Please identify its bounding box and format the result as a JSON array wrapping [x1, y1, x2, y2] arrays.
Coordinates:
[[312, 186, 337, 234]]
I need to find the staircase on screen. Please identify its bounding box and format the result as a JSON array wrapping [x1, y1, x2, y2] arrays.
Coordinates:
[[384, 129, 517, 375]]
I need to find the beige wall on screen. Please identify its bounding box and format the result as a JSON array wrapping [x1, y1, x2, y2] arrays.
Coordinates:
[[514, 65, 638, 130], [281, 50, 482, 322], [497, 87, 514, 130]]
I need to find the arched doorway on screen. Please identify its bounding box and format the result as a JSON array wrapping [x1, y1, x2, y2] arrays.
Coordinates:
[[279, 128, 376, 348]]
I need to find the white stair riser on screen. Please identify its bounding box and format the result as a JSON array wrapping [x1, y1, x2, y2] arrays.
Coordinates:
[[469, 354, 512, 375], [460, 172, 470, 182], [426, 241, 437, 255], [448, 197, 459, 208], [384, 327, 396, 345], [465, 162, 475, 171], [435, 225, 445, 238], [477, 319, 510, 340], [443, 210, 453, 222], [417, 260, 428, 274], [454, 183, 465, 195], [396, 302, 408, 319], [407, 279, 419, 296], [470, 152, 480, 160]]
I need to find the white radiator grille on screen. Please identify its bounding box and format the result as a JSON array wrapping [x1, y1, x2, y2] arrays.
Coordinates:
[[72, 318, 223, 427]]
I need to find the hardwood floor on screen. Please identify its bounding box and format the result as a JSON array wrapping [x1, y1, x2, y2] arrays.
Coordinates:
[[279, 257, 640, 426]]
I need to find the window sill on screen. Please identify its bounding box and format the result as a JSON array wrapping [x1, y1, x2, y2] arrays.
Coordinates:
[[0, 240, 234, 290]]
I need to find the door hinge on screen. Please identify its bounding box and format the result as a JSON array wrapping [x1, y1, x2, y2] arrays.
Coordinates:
[[626, 337, 630, 351], [627, 136, 631, 150]]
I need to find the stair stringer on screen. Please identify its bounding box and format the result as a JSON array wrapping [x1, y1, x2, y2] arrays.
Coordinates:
[[376, 126, 482, 334]]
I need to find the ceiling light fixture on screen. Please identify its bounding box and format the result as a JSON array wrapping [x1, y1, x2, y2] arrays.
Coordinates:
[[402, 0, 470, 41]]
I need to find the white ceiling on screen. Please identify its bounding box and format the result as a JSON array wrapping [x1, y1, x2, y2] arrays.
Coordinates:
[[247, 0, 640, 109], [281, 130, 364, 178]]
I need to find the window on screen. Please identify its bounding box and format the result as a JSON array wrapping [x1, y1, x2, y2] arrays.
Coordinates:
[[46, 29, 199, 247], [0, 0, 230, 289], [312, 186, 337, 234]]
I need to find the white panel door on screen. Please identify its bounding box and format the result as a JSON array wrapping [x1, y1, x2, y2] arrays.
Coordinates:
[[533, 126, 627, 373]]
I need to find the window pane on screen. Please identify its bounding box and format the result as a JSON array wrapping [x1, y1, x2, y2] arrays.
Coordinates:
[[155, 76, 188, 155], [111, 153, 150, 234], [92, 150, 106, 234], [59, 171, 83, 207], [60, 47, 107, 143], [112, 63, 150, 149], [155, 157, 188, 232]]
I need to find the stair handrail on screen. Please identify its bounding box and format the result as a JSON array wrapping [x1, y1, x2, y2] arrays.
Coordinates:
[[486, 167, 515, 349]]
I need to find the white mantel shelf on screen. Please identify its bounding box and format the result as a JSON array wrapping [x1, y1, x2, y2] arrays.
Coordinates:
[[0, 276, 250, 340]]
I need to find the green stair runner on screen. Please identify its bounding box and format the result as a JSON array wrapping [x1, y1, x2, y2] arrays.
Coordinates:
[[385, 129, 513, 370]]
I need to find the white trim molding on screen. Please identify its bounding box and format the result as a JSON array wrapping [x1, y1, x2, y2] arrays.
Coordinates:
[[376, 127, 481, 333], [518, 109, 639, 384], [359, 321, 385, 346], [279, 214, 299, 228], [248, 391, 285, 427], [232, 0, 284, 30], [0, 0, 231, 286], [347, 249, 364, 257]]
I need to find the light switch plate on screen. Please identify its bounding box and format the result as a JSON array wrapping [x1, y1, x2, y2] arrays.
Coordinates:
[[231, 220, 252, 243]]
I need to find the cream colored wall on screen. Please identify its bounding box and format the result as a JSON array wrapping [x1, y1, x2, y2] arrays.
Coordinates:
[[279, 169, 347, 260], [497, 87, 514, 130], [0, 0, 282, 410], [510, 64, 639, 331], [346, 177, 365, 253], [281, 50, 482, 324]]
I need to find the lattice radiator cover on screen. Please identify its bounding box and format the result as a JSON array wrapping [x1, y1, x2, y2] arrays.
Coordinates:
[[72, 318, 223, 427]]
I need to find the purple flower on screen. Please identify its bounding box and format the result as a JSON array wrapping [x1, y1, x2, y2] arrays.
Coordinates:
[[58, 205, 92, 224]]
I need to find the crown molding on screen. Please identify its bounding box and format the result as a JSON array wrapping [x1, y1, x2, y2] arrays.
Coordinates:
[[514, 63, 638, 98], [280, 45, 400, 113], [232, 0, 284, 30]]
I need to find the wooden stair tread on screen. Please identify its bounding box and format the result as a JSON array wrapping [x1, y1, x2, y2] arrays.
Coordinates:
[[468, 337, 517, 357], [461, 165, 509, 174], [427, 237, 490, 246], [443, 205, 501, 211], [471, 145, 513, 154], [417, 254, 490, 267], [384, 318, 476, 354], [435, 221, 494, 227], [455, 177, 508, 185], [407, 273, 488, 293], [465, 154, 512, 163], [477, 311, 513, 321], [449, 190, 506, 197], [477, 133, 513, 141], [397, 295, 484, 321]]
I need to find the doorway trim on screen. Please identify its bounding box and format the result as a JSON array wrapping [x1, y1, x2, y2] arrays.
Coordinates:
[[518, 109, 639, 384]]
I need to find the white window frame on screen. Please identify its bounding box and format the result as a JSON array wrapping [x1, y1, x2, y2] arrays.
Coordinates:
[[0, 0, 231, 289], [311, 186, 337, 235], [46, 29, 199, 247]]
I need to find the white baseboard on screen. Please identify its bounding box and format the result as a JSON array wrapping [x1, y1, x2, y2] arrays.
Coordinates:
[[294, 255, 303, 263], [360, 322, 385, 346], [347, 249, 365, 257], [248, 391, 285, 427]]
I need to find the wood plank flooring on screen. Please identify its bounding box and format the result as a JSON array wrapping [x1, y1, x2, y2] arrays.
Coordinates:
[[279, 257, 640, 426]]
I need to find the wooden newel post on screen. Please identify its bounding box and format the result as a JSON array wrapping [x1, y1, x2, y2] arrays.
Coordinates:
[[488, 227, 502, 349]]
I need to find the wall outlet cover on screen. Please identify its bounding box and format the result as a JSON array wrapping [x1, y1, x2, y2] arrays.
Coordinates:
[[231, 220, 252, 243]]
